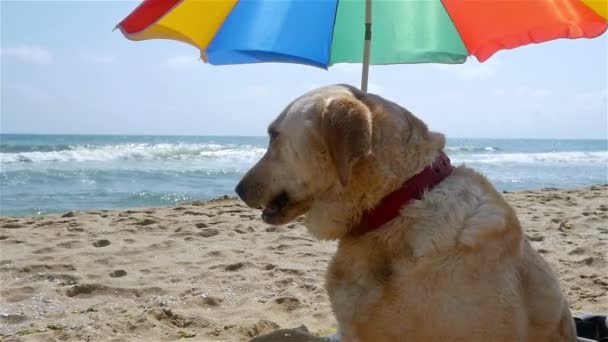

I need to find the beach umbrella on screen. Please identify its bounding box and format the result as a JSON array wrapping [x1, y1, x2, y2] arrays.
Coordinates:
[[117, 0, 608, 92]]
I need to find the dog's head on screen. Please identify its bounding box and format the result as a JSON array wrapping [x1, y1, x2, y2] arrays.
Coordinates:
[[235, 85, 372, 224], [236, 84, 444, 237]]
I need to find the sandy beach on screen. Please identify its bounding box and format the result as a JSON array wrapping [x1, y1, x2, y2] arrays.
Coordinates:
[[1, 185, 606, 341]]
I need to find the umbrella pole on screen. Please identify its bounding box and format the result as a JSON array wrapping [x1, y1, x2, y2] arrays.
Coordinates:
[[360, 0, 372, 92]]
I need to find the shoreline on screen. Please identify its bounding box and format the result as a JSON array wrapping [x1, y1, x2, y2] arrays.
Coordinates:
[[2, 184, 607, 219], [1, 185, 606, 341]]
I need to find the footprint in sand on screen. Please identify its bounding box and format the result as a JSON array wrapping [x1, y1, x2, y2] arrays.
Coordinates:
[[274, 296, 302, 312], [92, 239, 111, 247], [206, 250, 223, 257], [1, 223, 23, 229], [184, 210, 205, 216], [200, 295, 224, 307], [109, 270, 127, 278], [32, 246, 55, 254], [199, 229, 219, 237], [527, 235, 544, 242], [133, 218, 158, 226], [568, 247, 586, 255], [225, 262, 245, 271], [276, 244, 294, 251], [61, 211, 76, 218]]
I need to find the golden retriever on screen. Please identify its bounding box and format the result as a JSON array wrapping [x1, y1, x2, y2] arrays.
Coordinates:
[[235, 84, 576, 342]]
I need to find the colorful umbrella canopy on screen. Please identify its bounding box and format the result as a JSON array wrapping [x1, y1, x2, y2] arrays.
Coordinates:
[[117, 0, 608, 91]]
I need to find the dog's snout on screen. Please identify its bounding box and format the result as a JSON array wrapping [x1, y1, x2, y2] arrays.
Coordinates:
[[235, 179, 264, 209], [235, 181, 246, 200]]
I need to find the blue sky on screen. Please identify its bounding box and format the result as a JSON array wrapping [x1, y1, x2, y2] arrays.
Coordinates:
[[1, 1, 606, 139]]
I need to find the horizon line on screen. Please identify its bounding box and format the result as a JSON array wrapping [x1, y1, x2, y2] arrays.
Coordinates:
[[1, 132, 607, 141]]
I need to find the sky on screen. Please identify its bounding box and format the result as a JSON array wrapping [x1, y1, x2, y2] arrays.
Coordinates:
[[1, 1, 607, 139]]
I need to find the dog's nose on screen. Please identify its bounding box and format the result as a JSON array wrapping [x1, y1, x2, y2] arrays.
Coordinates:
[[235, 181, 246, 200]]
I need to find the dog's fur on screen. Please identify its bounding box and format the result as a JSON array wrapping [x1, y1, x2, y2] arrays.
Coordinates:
[[236, 84, 576, 341]]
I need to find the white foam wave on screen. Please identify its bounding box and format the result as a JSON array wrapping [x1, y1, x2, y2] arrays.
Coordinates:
[[454, 151, 608, 164], [0, 143, 266, 164], [446, 146, 501, 152], [2, 143, 605, 168]]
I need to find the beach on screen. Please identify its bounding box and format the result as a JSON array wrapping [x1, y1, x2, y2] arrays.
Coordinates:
[[2, 0, 607, 340], [1, 185, 606, 341]]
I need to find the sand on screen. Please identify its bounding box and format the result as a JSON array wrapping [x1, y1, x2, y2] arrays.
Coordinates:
[[1, 185, 606, 341]]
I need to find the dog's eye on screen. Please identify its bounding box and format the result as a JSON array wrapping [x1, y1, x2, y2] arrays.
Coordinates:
[[269, 130, 279, 141]]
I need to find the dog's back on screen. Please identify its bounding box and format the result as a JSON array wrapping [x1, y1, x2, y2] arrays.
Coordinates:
[[326, 166, 575, 341]]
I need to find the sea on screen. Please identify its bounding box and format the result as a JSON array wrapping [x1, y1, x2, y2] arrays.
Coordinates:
[[0, 134, 606, 216]]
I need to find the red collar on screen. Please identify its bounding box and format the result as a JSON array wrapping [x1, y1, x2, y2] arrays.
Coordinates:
[[349, 152, 453, 237]]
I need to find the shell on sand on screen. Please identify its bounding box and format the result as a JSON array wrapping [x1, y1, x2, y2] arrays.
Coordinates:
[[0, 186, 607, 341]]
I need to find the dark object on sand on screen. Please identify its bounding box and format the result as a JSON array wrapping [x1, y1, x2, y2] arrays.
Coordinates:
[[249, 325, 329, 342], [250, 315, 608, 342], [576, 315, 608, 342]]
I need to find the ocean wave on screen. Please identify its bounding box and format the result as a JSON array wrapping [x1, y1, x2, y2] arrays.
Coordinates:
[[0, 144, 75, 153], [455, 151, 608, 164], [0, 143, 266, 164], [1, 142, 606, 167], [446, 146, 501, 153]]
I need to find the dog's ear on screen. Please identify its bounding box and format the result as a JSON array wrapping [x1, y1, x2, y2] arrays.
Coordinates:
[[321, 96, 372, 186]]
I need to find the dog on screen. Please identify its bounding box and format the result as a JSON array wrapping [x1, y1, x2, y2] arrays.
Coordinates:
[[235, 84, 576, 341]]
